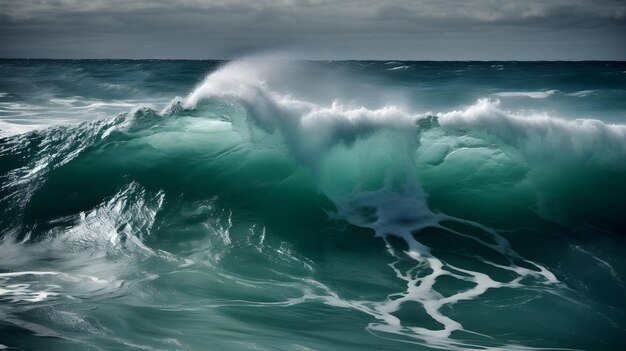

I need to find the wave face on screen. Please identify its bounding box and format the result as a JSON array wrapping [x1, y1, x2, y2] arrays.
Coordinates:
[[1, 58, 626, 350]]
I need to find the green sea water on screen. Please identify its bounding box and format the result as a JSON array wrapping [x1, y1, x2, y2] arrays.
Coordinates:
[[1, 58, 625, 350]]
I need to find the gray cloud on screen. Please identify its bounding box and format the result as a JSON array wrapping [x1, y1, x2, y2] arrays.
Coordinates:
[[0, 0, 624, 59]]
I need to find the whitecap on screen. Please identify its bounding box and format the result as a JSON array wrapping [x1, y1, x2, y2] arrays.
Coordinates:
[[494, 90, 558, 98], [387, 65, 410, 71]]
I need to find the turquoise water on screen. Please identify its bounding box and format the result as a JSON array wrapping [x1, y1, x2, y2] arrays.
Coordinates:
[[1, 59, 625, 350]]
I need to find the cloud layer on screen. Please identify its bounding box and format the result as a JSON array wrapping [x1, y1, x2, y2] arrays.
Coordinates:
[[1, 0, 625, 59]]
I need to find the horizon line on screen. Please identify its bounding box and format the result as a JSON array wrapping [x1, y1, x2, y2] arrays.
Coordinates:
[[1, 57, 625, 62]]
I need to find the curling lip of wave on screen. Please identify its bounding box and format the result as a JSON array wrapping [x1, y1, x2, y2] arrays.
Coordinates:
[[176, 60, 626, 171], [179, 60, 420, 158]]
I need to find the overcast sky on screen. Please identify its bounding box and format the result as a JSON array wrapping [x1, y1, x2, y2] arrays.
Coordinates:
[[1, 0, 625, 60]]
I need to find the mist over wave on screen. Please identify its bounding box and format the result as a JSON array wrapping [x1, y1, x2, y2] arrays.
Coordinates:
[[1, 58, 625, 350]]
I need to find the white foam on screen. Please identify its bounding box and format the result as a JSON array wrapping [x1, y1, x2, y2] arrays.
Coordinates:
[[0, 271, 60, 278], [0, 96, 163, 137], [494, 90, 558, 99], [565, 90, 597, 97], [0, 183, 166, 311], [0, 119, 48, 137], [387, 65, 410, 71], [438, 98, 626, 170], [0, 283, 59, 303]]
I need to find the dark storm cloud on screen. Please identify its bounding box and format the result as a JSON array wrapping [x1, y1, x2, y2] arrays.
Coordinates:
[[0, 0, 624, 59]]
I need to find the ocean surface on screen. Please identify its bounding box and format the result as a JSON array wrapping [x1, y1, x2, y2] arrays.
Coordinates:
[[1, 59, 625, 350]]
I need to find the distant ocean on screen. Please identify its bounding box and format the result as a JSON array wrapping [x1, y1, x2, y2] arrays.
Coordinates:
[[1, 59, 625, 350]]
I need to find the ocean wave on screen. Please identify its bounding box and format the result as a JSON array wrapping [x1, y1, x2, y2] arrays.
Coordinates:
[[1, 58, 625, 350], [180, 60, 626, 173], [155, 59, 625, 347], [438, 98, 626, 170]]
